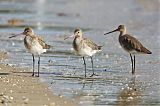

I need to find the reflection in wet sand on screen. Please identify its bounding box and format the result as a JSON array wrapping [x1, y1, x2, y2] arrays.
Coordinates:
[[116, 76, 141, 106]]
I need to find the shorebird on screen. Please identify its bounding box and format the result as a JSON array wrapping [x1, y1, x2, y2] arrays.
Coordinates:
[[104, 25, 151, 74], [65, 28, 102, 77], [9, 27, 50, 77]]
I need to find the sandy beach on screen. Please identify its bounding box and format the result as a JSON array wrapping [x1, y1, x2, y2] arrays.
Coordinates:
[[0, 52, 77, 106]]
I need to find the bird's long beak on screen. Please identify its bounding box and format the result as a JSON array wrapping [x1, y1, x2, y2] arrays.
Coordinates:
[[9, 32, 24, 38], [64, 35, 75, 40], [104, 28, 119, 35]]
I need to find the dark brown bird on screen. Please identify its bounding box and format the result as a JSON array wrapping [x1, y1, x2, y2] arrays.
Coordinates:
[[104, 25, 151, 74]]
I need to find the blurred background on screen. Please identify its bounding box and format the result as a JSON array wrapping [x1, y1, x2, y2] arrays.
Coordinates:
[[0, 0, 160, 106]]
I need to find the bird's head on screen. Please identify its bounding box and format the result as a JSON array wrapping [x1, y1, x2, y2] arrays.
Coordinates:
[[74, 28, 83, 38], [9, 27, 34, 38], [104, 25, 126, 35], [23, 27, 34, 36], [64, 28, 83, 40]]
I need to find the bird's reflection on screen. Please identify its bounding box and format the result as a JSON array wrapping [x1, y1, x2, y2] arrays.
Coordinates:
[[116, 76, 141, 106], [82, 79, 94, 89]]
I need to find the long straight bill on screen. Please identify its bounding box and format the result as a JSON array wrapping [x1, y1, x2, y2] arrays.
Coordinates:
[[64, 35, 75, 40], [9, 33, 23, 38], [104, 29, 118, 35]]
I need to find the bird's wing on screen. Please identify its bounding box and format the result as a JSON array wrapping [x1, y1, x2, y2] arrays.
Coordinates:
[[37, 35, 50, 49], [83, 38, 101, 50], [121, 34, 150, 53]]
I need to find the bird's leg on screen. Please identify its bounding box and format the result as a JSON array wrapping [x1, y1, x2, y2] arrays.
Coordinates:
[[130, 54, 134, 74], [90, 56, 97, 77], [37, 55, 40, 77], [82, 57, 87, 78], [90, 56, 94, 76], [32, 54, 35, 76], [133, 55, 136, 74]]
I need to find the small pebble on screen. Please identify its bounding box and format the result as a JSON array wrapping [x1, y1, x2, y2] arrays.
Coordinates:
[[50, 102, 56, 106], [22, 96, 29, 104]]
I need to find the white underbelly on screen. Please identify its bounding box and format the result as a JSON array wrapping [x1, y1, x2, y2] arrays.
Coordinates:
[[27, 42, 46, 55], [77, 47, 100, 57]]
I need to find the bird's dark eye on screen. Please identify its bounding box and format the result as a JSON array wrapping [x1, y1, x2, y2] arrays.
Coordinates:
[[78, 32, 79, 33]]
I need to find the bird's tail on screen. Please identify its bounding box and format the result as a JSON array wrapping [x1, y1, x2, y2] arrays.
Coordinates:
[[142, 47, 152, 54], [98, 46, 102, 50], [45, 44, 51, 49]]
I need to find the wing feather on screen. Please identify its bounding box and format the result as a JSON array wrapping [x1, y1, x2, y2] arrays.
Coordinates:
[[120, 34, 151, 54], [83, 38, 102, 50], [37, 35, 50, 49]]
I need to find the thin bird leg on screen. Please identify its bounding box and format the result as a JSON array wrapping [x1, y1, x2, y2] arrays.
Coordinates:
[[90, 56, 96, 77], [37, 55, 40, 77], [32, 54, 35, 76], [133, 55, 136, 74], [82, 57, 87, 78], [130, 53, 134, 74]]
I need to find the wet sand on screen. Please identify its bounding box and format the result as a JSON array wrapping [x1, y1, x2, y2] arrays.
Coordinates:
[[0, 52, 77, 106]]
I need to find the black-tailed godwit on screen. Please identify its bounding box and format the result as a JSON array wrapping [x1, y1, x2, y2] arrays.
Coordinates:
[[104, 25, 151, 74], [65, 28, 102, 77], [9, 27, 50, 77]]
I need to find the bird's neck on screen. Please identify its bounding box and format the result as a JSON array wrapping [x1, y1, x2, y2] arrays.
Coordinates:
[[26, 33, 35, 37], [24, 35, 31, 42], [73, 36, 82, 51], [119, 30, 126, 36], [74, 36, 82, 44], [120, 27, 127, 36], [24, 34, 35, 43]]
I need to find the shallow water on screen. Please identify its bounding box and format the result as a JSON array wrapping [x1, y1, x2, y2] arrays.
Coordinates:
[[0, 0, 160, 105]]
